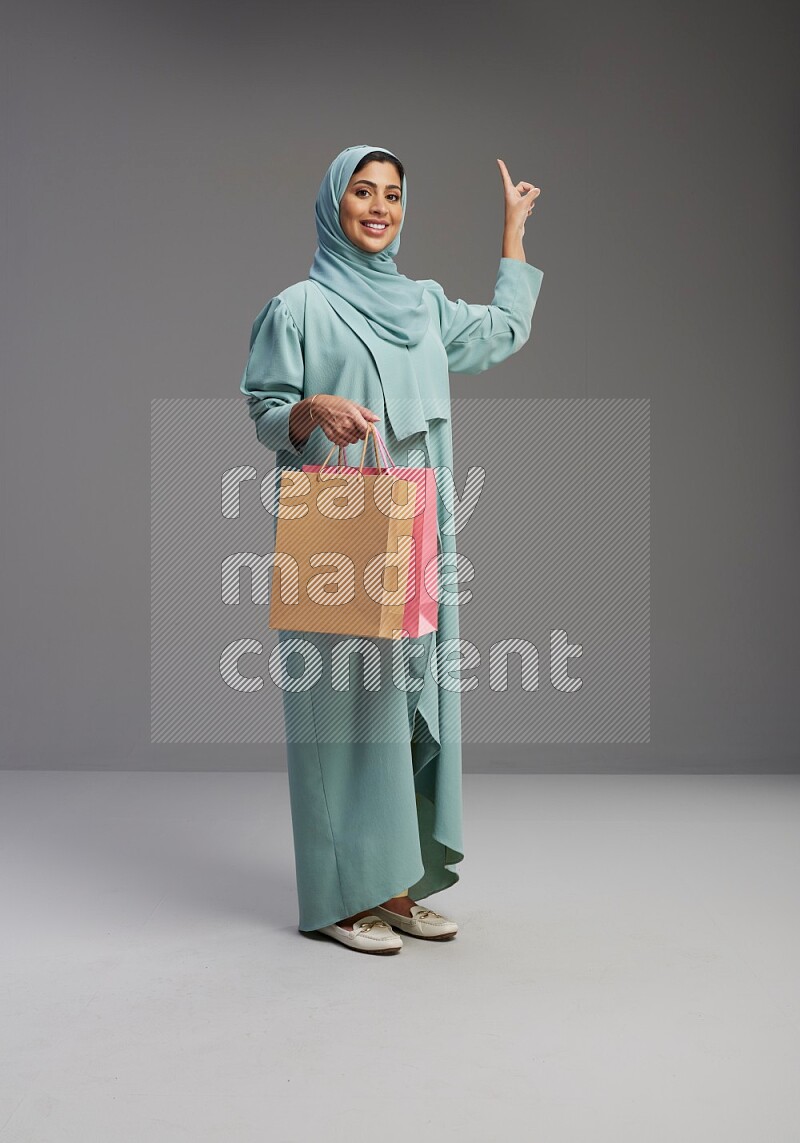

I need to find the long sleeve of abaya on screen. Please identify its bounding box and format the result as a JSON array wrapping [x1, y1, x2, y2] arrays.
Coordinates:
[[239, 296, 308, 457], [423, 256, 544, 374]]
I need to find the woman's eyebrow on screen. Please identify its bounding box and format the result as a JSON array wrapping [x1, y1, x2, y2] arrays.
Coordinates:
[[352, 179, 402, 192]]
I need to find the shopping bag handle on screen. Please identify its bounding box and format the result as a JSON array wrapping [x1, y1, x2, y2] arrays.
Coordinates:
[[319, 423, 396, 475], [370, 424, 396, 469], [319, 443, 347, 475], [320, 430, 383, 474], [357, 424, 384, 473]]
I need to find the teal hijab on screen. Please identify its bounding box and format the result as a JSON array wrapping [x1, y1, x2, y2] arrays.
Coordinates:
[[308, 144, 431, 347]]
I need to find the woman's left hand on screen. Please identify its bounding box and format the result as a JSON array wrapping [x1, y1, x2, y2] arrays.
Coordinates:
[[496, 158, 540, 236]]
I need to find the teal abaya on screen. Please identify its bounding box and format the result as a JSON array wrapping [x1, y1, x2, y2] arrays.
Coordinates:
[[239, 146, 544, 931]]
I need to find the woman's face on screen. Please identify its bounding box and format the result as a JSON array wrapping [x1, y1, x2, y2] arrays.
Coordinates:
[[338, 160, 403, 253]]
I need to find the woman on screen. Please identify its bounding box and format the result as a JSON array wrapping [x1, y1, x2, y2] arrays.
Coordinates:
[[240, 144, 543, 955]]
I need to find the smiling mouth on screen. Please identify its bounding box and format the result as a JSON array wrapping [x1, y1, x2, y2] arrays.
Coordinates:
[[361, 221, 389, 233]]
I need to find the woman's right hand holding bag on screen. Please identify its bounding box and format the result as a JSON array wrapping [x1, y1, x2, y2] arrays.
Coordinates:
[[289, 393, 381, 450]]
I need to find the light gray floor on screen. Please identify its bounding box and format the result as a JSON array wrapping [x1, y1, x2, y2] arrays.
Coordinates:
[[0, 772, 798, 1142]]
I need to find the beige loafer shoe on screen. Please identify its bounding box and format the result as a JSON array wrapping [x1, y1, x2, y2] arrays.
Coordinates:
[[316, 914, 403, 954], [372, 903, 458, 940]]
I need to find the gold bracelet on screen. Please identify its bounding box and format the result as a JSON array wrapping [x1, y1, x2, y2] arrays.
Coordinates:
[[309, 394, 317, 423]]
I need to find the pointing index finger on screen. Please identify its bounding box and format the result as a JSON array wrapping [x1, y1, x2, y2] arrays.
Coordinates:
[[496, 157, 514, 188]]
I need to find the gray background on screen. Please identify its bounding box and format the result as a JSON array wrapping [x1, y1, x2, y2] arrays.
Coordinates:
[[3, 0, 797, 772]]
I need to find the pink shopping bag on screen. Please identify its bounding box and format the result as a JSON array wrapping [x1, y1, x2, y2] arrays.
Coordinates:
[[302, 424, 439, 638]]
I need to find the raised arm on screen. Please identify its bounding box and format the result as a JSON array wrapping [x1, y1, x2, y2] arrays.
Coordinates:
[[421, 157, 544, 374], [423, 257, 544, 374]]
